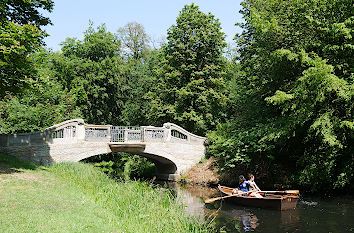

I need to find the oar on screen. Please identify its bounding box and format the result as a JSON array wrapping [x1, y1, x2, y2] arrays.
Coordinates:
[[204, 191, 256, 204], [259, 190, 299, 195], [204, 195, 235, 204]]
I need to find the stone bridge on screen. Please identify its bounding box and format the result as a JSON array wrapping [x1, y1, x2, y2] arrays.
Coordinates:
[[0, 119, 206, 180]]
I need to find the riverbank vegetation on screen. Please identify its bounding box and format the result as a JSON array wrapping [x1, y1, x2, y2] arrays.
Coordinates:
[[82, 152, 156, 180], [0, 153, 211, 232], [0, 1, 352, 194], [207, 0, 353, 193]]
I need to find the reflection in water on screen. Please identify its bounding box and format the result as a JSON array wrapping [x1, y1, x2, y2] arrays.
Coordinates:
[[300, 200, 318, 206], [176, 184, 206, 220], [158, 182, 354, 233], [240, 213, 259, 231], [162, 182, 219, 221], [165, 182, 263, 231], [221, 209, 259, 231], [212, 203, 263, 232]]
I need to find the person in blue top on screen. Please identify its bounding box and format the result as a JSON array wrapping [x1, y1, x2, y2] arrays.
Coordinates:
[[238, 175, 250, 192], [232, 175, 250, 195]]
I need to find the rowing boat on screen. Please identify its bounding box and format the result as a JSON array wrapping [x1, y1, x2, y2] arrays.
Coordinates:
[[218, 185, 299, 210]]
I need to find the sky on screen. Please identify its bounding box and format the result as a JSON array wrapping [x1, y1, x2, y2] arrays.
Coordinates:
[[42, 0, 243, 51]]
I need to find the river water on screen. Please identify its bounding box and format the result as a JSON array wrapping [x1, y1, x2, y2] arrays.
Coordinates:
[[163, 182, 354, 233]]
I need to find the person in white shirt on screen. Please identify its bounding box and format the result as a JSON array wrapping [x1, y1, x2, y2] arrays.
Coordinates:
[[248, 174, 261, 192], [248, 174, 263, 198]]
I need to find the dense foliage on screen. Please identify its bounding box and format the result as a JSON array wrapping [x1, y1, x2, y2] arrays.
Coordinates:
[[147, 4, 228, 135], [51, 24, 127, 125], [208, 0, 353, 192], [0, 71, 79, 133]]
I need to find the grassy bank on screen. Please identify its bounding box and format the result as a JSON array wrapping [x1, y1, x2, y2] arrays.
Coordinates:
[[0, 154, 211, 232]]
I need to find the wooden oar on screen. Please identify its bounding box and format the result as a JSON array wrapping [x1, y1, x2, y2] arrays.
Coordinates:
[[259, 190, 299, 195], [204, 195, 235, 204], [204, 191, 256, 204]]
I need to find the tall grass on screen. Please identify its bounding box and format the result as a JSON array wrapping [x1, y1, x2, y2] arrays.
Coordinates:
[[0, 154, 123, 232], [50, 162, 212, 232]]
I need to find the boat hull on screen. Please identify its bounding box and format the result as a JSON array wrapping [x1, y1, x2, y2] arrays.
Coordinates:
[[219, 186, 299, 211]]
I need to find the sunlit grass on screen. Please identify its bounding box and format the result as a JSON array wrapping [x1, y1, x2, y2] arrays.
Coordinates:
[[51, 162, 211, 232], [0, 154, 212, 232]]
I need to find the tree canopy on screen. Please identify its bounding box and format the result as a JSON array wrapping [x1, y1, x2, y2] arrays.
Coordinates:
[[147, 4, 228, 135], [117, 22, 150, 60]]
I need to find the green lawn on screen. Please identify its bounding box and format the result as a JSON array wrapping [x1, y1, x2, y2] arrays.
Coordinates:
[[0, 154, 211, 232]]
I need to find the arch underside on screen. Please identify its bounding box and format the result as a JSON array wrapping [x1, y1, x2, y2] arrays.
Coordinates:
[[134, 152, 177, 174], [78, 151, 177, 175], [76, 144, 178, 176], [109, 143, 178, 174]]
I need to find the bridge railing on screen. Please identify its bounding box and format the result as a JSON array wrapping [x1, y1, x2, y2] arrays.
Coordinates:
[[110, 126, 142, 142], [142, 126, 165, 142], [110, 126, 166, 143], [108, 123, 205, 144], [84, 124, 111, 141]]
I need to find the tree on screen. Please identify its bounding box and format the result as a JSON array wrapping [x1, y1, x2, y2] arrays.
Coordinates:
[[0, 48, 81, 133], [0, 0, 53, 26], [209, 0, 353, 192], [117, 22, 150, 60], [147, 4, 228, 135], [120, 50, 161, 126], [51, 24, 128, 125], [0, 0, 54, 97]]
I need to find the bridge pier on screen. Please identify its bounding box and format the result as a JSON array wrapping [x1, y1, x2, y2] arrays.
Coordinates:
[[0, 119, 206, 180]]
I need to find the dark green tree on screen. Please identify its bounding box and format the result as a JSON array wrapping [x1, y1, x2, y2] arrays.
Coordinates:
[[121, 50, 161, 126], [147, 4, 228, 135]]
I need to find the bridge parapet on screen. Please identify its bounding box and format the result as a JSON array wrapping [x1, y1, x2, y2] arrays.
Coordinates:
[[84, 124, 111, 142], [108, 123, 206, 144], [163, 123, 206, 145], [0, 119, 85, 147], [110, 126, 167, 143]]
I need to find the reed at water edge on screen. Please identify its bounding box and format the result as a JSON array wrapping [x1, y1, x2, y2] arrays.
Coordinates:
[[50, 162, 213, 232]]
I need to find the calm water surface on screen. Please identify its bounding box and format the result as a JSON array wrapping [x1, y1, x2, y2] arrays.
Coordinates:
[[163, 182, 354, 233]]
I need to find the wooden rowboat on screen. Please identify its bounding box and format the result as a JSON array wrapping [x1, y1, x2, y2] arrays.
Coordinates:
[[219, 185, 299, 211]]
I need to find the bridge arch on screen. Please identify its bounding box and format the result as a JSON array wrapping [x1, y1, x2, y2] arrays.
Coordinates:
[[0, 119, 206, 180], [78, 151, 178, 177]]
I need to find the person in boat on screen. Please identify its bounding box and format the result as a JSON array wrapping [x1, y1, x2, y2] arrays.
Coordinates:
[[248, 174, 263, 198], [248, 174, 261, 192], [232, 175, 250, 195]]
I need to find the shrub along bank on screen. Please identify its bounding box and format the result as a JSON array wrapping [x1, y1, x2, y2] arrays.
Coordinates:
[[0, 154, 211, 233]]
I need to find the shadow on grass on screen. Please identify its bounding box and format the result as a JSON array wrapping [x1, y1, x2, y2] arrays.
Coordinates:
[[0, 153, 38, 175]]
